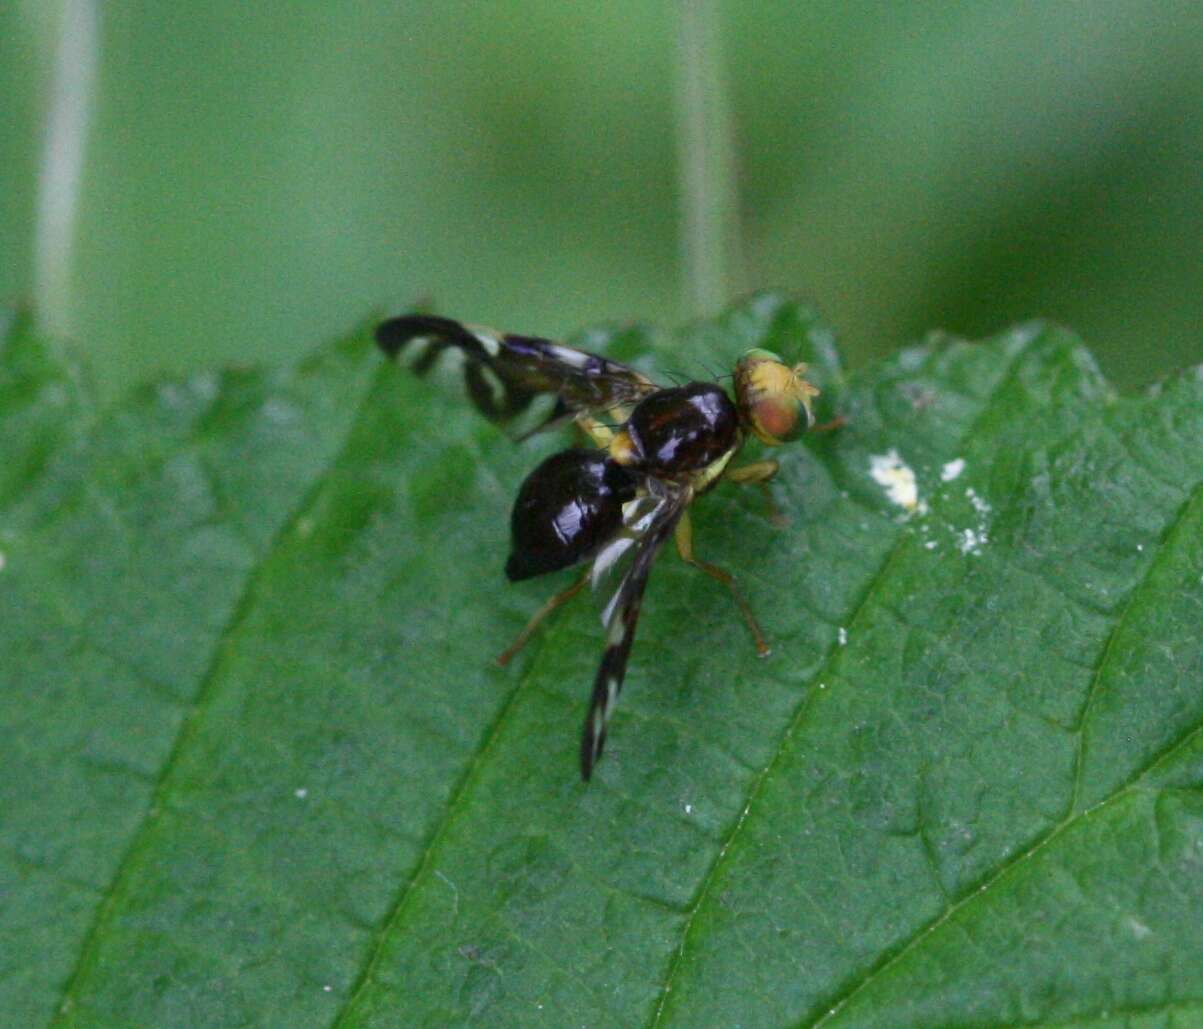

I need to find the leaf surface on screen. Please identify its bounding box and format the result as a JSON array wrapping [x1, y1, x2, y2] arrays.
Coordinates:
[[2, 297, 1201, 1027]]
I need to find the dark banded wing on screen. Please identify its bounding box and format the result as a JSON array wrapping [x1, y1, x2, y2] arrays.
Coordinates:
[[580, 485, 690, 780], [375, 314, 657, 432]]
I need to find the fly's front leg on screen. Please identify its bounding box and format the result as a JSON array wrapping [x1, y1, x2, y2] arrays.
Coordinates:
[[811, 415, 847, 434], [725, 459, 784, 526], [495, 570, 590, 667], [674, 511, 771, 657], [726, 459, 779, 484]]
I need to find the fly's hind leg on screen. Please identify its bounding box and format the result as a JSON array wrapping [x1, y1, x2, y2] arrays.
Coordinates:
[[495, 570, 590, 667], [725, 459, 785, 526], [675, 512, 771, 657]]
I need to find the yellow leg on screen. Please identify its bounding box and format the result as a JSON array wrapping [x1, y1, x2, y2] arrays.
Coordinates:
[[725, 459, 784, 525], [674, 512, 771, 657], [811, 415, 846, 434], [495, 571, 590, 667], [725, 459, 779, 484]]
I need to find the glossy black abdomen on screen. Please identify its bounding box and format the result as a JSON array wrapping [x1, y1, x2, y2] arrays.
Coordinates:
[[625, 382, 739, 477], [506, 448, 637, 581]]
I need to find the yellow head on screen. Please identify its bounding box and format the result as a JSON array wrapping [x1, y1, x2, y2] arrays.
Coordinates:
[[733, 348, 821, 446]]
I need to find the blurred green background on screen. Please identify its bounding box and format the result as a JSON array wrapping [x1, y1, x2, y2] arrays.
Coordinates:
[[2, 1, 1201, 399]]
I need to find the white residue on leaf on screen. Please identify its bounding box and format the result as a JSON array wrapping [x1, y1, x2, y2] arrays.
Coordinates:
[[294, 787, 308, 799], [684, 803, 693, 815], [838, 627, 848, 646], [941, 458, 966, 482], [0, 551, 6, 572], [1126, 916, 1152, 940], [945, 486, 993, 556], [869, 449, 924, 514], [958, 528, 988, 555], [924, 539, 938, 550], [966, 487, 992, 518]]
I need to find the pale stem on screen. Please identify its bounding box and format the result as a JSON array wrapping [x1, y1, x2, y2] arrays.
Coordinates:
[[672, 0, 742, 317], [33, 0, 99, 336]]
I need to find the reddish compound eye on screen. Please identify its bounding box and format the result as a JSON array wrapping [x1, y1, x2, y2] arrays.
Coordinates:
[[734, 348, 819, 446], [750, 393, 805, 442]]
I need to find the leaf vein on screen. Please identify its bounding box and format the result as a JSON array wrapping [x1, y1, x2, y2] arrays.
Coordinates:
[[645, 339, 1036, 1028], [1070, 476, 1203, 812], [806, 475, 1203, 1028], [330, 579, 574, 1025], [48, 363, 385, 1026]]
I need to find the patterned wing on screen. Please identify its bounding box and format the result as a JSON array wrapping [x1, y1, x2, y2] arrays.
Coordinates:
[[580, 484, 691, 779], [375, 314, 657, 432]]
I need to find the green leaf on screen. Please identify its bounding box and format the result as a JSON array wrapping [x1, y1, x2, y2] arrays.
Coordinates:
[[2, 296, 1201, 1027]]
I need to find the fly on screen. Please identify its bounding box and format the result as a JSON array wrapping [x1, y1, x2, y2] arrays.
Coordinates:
[[376, 314, 829, 779]]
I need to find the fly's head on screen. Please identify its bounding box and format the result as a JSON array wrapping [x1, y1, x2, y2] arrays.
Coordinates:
[[733, 348, 821, 446]]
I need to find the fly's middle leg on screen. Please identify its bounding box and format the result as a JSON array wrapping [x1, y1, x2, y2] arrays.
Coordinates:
[[724, 459, 784, 525], [674, 511, 771, 657]]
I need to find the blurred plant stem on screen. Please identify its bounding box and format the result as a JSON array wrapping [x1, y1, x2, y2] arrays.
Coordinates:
[[673, 0, 742, 318], [32, 0, 96, 337]]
